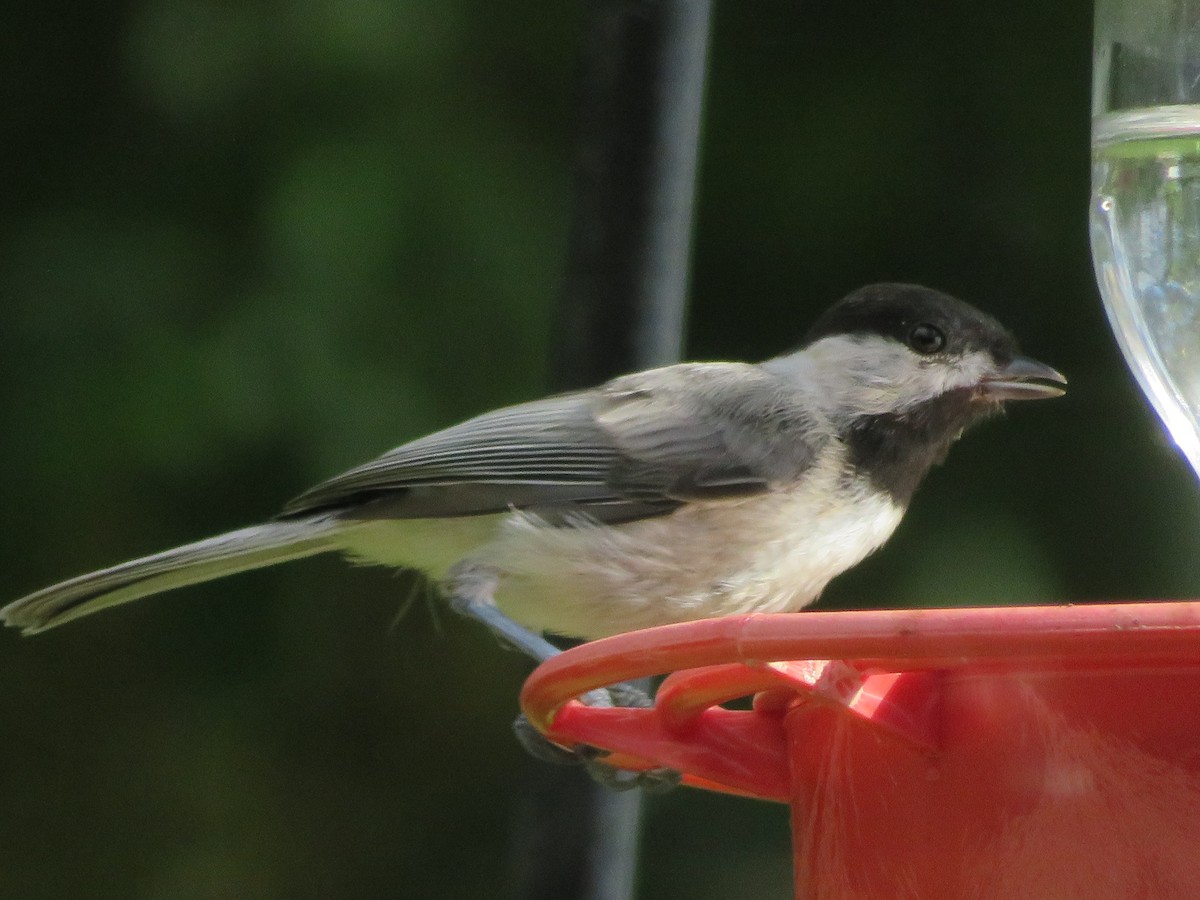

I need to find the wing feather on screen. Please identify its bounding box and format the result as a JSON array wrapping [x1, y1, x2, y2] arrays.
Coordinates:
[[280, 363, 821, 523], [281, 393, 627, 518]]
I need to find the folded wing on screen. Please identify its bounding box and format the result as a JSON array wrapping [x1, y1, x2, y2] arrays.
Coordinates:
[[283, 362, 822, 526]]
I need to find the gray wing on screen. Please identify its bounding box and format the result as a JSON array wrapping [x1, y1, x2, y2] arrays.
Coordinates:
[[280, 363, 821, 525]]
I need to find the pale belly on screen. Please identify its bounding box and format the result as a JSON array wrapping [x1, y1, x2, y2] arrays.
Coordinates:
[[340, 476, 904, 641], [484, 483, 903, 638]]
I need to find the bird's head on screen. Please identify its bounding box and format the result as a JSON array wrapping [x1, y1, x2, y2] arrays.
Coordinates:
[[799, 282, 1065, 419], [789, 283, 1066, 501]]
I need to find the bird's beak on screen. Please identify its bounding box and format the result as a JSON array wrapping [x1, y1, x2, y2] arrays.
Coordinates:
[[978, 355, 1068, 401]]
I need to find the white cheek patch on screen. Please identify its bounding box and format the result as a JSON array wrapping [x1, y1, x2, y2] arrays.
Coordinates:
[[793, 336, 993, 417], [936, 350, 995, 393]]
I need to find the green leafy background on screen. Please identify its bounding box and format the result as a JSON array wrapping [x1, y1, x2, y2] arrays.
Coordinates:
[[2, 1, 1195, 897]]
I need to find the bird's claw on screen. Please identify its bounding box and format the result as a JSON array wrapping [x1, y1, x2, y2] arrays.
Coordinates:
[[512, 713, 582, 766], [580, 681, 654, 709], [512, 681, 679, 793], [580, 748, 681, 793]]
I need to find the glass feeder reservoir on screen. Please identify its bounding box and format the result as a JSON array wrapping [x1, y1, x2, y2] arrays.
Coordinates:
[[1092, 0, 1200, 476]]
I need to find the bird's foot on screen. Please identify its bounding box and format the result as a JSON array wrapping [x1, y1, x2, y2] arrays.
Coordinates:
[[512, 684, 680, 794], [445, 561, 679, 791]]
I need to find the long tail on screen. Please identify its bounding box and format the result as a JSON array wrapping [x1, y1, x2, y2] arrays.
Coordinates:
[[2, 518, 347, 635]]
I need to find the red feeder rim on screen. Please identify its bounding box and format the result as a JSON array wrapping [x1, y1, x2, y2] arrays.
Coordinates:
[[520, 601, 1200, 800]]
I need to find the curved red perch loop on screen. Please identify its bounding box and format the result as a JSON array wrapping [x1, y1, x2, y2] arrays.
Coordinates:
[[523, 602, 1200, 896], [520, 602, 1200, 800]]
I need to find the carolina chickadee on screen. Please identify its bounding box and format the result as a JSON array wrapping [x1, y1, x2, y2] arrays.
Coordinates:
[[3, 283, 1065, 641]]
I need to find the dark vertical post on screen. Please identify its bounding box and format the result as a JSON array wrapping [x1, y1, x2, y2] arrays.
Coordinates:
[[512, 2, 712, 900], [552, 0, 712, 389]]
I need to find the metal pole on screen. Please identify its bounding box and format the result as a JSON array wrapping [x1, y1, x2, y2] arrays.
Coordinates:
[[552, 0, 712, 388], [512, 2, 712, 899]]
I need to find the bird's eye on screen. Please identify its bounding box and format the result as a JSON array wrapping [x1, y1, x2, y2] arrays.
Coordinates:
[[907, 323, 945, 354]]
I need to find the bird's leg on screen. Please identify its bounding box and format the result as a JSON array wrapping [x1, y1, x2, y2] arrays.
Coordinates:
[[444, 561, 649, 705], [444, 562, 564, 663], [444, 562, 677, 792]]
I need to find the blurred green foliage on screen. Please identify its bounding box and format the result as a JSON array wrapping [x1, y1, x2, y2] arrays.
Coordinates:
[[2, 1, 1196, 898]]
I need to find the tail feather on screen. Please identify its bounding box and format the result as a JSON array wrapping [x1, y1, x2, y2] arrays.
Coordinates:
[[2, 518, 346, 634]]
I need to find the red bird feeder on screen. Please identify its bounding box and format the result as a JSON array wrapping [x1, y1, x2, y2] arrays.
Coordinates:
[[521, 602, 1200, 899]]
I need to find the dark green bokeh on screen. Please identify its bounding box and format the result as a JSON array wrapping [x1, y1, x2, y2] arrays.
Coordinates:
[[2, 1, 1194, 898]]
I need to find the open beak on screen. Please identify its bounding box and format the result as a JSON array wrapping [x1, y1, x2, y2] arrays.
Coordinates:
[[978, 355, 1068, 401]]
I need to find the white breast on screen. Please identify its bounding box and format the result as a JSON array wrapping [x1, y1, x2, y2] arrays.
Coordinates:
[[338, 464, 905, 641], [477, 467, 906, 639]]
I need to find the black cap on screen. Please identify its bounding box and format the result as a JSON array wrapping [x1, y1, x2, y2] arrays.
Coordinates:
[[804, 283, 1019, 363]]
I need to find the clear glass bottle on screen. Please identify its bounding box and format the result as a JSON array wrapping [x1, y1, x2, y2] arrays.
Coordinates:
[[1092, 0, 1200, 475]]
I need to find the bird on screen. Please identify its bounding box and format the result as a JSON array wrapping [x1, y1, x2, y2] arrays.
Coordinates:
[[2, 283, 1065, 643]]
